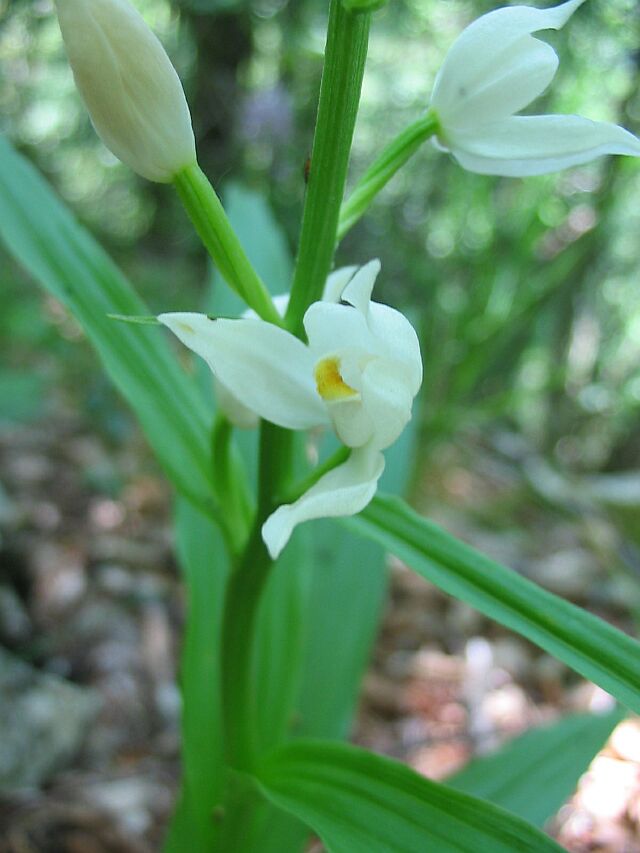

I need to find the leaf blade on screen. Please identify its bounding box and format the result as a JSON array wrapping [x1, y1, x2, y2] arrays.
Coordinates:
[[164, 499, 229, 852], [0, 137, 214, 510], [256, 740, 565, 853], [448, 711, 622, 826], [347, 494, 640, 713]]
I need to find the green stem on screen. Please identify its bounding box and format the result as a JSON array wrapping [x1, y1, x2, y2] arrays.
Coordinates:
[[173, 164, 282, 326], [277, 446, 350, 506], [211, 416, 252, 556], [337, 110, 439, 240], [219, 0, 371, 772], [284, 0, 371, 335], [221, 423, 293, 770]]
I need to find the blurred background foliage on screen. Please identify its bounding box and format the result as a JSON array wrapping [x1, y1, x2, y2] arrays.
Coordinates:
[[1, 0, 640, 535]]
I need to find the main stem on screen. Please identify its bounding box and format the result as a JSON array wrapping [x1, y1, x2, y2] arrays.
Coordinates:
[[220, 0, 372, 771], [285, 0, 371, 335], [220, 424, 293, 770]]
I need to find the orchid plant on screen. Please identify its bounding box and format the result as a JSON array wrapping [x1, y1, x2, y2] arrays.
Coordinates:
[[3, 0, 640, 849]]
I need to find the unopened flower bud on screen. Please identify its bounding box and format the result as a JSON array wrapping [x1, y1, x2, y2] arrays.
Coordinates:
[[55, 0, 196, 182]]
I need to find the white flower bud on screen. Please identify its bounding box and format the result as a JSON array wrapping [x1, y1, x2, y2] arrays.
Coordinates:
[[56, 0, 197, 182]]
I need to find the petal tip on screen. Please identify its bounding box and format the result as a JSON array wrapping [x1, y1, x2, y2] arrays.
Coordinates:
[[261, 509, 292, 561]]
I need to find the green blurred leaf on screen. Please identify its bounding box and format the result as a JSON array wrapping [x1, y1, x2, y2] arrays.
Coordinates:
[[348, 494, 640, 713], [295, 406, 422, 739], [0, 137, 214, 512], [165, 498, 229, 852], [296, 523, 387, 739], [256, 740, 564, 852], [448, 710, 623, 827], [179, 0, 243, 13], [0, 369, 46, 425], [255, 527, 313, 750]]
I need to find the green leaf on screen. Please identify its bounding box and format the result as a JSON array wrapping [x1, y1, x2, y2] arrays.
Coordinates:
[[256, 740, 564, 852], [296, 522, 387, 740], [0, 369, 47, 425], [348, 494, 640, 713], [164, 499, 230, 852], [220, 182, 293, 297], [254, 527, 313, 750], [448, 710, 622, 827], [295, 411, 420, 740], [0, 137, 214, 512]]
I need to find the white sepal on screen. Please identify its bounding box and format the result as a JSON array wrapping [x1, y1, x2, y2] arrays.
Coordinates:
[[214, 379, 259, 429], [430, 0, 640, 176], [447, 114, 640, 177], [261, 446, 385, 559], [158, 312, 329, 430]]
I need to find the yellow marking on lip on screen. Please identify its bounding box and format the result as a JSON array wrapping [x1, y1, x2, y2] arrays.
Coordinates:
[[176, 321, 195, 334], [314, 357, 358, 402]]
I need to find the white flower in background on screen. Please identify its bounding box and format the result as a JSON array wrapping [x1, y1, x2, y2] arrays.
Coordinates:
[[55, 0, 196, 182], [429, 0, 640, 176], [159, 261, 422, 559]]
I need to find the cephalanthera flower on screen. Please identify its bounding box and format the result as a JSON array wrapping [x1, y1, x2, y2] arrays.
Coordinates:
[[429, 0, 640, 177], [159, 261, 422, 559], [55, 0, 196, 182]]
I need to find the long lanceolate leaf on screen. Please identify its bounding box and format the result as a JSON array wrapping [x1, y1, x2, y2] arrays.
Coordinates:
[[0, 137, 214, 512], [164, 499, 229, 853], [448, 710, 622, 827], [256, 740, 564, 853], [349, 494, 640, 713]]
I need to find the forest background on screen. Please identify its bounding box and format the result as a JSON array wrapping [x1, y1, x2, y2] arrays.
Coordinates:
[[1, 0, 640, 850]]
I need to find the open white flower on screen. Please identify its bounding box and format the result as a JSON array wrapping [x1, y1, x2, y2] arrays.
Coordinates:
[[56, 0, 196, 182], [430, 0, 640, 176], [159, 261, 422, 558]]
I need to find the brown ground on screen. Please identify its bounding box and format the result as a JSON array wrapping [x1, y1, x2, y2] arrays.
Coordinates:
[[0, 405, 638, 852]]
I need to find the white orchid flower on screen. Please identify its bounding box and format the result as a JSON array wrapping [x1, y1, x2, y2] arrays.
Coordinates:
[[159, 261, 422, 559], [429, 0, 640, 177]]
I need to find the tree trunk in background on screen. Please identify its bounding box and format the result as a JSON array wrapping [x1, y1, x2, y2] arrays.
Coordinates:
[[185, 9, 253, 179]]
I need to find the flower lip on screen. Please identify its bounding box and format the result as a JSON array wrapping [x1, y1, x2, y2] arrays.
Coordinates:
[[314, 357, 359, 402]]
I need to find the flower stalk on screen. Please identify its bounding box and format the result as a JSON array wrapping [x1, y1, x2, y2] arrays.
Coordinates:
[[338, 111, 440, 240], [173, 165, 282, 325]]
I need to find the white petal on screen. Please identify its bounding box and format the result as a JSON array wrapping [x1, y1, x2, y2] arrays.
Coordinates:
[[368, 303, 423, 395], [159, 312, 328, 429], [360, 360, 416, 450], [340, 259, 381, 316], [450, 114, 640, 177], [431, 0, 584, 129], [261, 446, 385, 559], [304, 302, 375, 358], [322, 266, 358, 303]]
